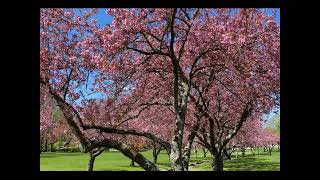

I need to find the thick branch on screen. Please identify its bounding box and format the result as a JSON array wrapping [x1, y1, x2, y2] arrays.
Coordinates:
[[221, 100, 254, 150], [82, 125, 171, 152], [91, 139, 159, 171], [169, 8, 177, 59], [42, 81, 91, 152]]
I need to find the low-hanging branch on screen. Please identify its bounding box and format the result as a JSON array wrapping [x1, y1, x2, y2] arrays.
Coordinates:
[[82, 124, 171, 152]]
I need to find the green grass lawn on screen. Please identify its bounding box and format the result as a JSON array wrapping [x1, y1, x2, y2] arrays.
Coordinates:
[[40, 148, 280, 171]]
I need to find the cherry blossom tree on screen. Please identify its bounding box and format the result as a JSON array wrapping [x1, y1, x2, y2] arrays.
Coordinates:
[[40, 91, 69, 152], [261, 129, 279, 156], [229, 119, 265, 157], [40, 8, 161, 171], [183, 9, 279, 171], [40, 8, 279, 171]]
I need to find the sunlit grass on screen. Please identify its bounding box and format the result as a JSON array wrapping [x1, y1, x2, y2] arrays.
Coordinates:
[[40, 148, 280, 171]]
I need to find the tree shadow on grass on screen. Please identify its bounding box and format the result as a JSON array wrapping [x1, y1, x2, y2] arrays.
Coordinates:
[[97, 165, 144, 171], [190, 157, 212, 161], [97, 169, 130, 171], [156, 162, 171, 167], [224, 155, 279, 171]]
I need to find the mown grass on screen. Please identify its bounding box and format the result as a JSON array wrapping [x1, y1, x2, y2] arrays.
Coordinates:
[[40, 148, 279, 171]]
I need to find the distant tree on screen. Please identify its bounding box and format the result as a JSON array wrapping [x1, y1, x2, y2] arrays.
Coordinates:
[[266, 114, 280, 136]]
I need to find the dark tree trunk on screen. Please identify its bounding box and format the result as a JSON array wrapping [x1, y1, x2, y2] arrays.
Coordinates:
[[44, 140, 48, 152], [241, 148, 245, 157], [40, 136, 44, 152], [213, 153, 224, 171], [153, 149, 158, 164], [223, 149, 231, 160], [195, 149, 197, 159], [153, 147, 161, 164], [50, 143, 54, 152], [87, 148, 106, 171], [87, 154, 96, 171], [268, 146, 274, 156], [166, 149, 171, 159], [182, 142, 196, 171], [153, 155, 158, 164], [203, 148, 207, 158], [250, 148, 256, 157], [229, 149, 234, 159], [182, 148, 191, 171], [181, 115, 201, 171], [130, 159, 135, 166]]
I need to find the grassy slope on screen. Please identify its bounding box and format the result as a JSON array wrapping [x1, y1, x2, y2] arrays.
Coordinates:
[[40, 148, 280, 171]]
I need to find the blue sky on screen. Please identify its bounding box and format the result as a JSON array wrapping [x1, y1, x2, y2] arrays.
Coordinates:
[[81, 8, 279, 27], [73, 8, 280, 121], [91, 9, 112, 27]]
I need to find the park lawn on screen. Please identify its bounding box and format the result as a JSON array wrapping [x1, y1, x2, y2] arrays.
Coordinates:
[[190, 149, 280, 171], [40, 150, 170, 171], [40, 148, 280, 171]]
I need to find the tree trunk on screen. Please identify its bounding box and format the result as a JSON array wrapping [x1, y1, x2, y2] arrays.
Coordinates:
[[87, 148, 107, 171], [130, 159, 135, 166], [203, 148, 207, 158], [257, 148, 260, 155], [50, 143, 54, 152], [181, 115, 200, 171], [251, 148, 255, 157], [229, 149, 234, 159], [223, 149, 231, 160], [170, 113, 186, 171], [153, 146, 162, 164], [195, 149, 197, 159], [44, 140, 48, 152], [213, 153, 224, 171], [268, 146, 273, 156], [182, 143, 194, 171], [169, 38, 190, 170], [40, 136, 44, 153], [153, 147, 157, 164], [87, 153, 96, 171], [153, 154, 158, 164], [241, 148, 245, 157]]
